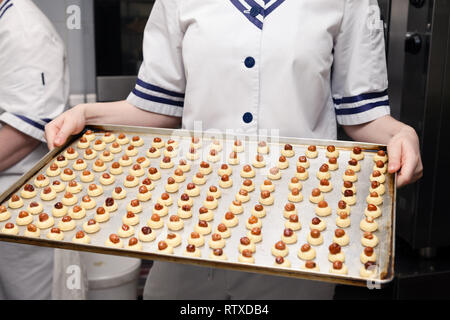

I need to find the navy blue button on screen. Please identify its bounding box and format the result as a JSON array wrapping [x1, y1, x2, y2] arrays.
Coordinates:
[[250, 7, 260, 17], [245, 57, 255, 68], [243, 112, 253, 123]]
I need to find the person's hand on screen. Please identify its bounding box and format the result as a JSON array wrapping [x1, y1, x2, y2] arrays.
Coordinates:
[[387, 125, 423, 187], [45, 104, 87, 150]]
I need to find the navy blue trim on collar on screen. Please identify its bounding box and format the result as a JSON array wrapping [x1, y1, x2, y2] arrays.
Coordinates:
[[335, 99, 389, 115], [229, 0, 285, 30], [13, 114, 45, 131], [136, 78, 185, 98], [229, 0, 263, 30], [265, 0, 285, 16], [0, 2, 13, 20], [333, 90, 388, 105], [244, 0, 265, 16], [132, 88, 184, 107]]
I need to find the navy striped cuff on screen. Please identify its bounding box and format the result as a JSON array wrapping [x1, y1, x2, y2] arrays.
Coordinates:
[[334, 90, 389, 116], [133, 78, 184, 108]]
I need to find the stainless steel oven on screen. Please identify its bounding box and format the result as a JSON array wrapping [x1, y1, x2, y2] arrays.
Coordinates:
[[388, 0, 450, 254]]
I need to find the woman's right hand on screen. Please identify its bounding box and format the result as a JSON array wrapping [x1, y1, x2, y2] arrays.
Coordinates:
[[45, 104, 87, 150]]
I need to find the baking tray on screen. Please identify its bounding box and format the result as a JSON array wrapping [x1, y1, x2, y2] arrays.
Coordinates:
[[0, 124, 396, 287]]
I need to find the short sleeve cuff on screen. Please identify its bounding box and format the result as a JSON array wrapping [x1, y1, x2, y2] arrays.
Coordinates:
[[126, 78, 184, 118], [0, 112, 46, 142], [334, 90, 391, 125], [336, 105, 390, 126]]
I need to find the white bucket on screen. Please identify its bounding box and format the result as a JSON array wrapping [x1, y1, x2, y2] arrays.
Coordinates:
[[82, 252, 142, 300]]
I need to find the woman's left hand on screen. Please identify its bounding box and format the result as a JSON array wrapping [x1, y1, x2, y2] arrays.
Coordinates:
[[387, 126, 423, 187]]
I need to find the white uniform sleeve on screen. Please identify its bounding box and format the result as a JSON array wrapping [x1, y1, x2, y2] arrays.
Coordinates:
[[127, 0, 185, 117], [331, 0, 390, 126], [0, 7, 68, 143]]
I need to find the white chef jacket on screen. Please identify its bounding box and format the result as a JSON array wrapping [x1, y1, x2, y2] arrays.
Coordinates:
[[0, 0, 73, 300], [0, 0, 69, 179], [127, 0, 390, 139]]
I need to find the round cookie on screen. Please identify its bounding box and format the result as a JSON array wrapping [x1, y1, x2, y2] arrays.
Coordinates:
[[247, 227, 262, 243], [208, 233, 226, 249], [80, 170, 95, 183], [16, 211, 33, 226], [219, 174, 232, 189], [68, 205, 86, 220], [233, 139, 244, 153], [20, 184, 37, 199], [297, 244, 316, 261], [118, 224, 135, 238], [24, 224, 40, 238], [1, 223, 19, 235], [167, 215, 184, 231], [222, 212, 239, 228], [64, 147, 78, 160], [51, 202, 68, 218], [36, 213, 55, 229], [315, 201, 332, 217], [309, 217, 327, 231], [330, 261, 348, 275], [105, 234, 123, 248], [40, 187, 56, 202], [184, 244, 202, 258], [72, 231, 91, 244], [147, 214, 164, 229], [83, 219, 101, 234], [211, 248, 228, 261], [240, 164, 255, 178], [259, 190, 274, 206], [138, 226, 157, 242], [61, 192, 77, 206], [122, 212, 140, 226], [325, 145, 339, 158], [87, 184, 103, 197], [27, 202, 43, 215], [58, 216, 76, 231], [94, 207, 110, 223], [361, 232, 379, 247], [297, 155, 310, 169], [187, 231, 205, 247], [285, 214, 301, 231], [274, 256, 291, 268], [351, 147, 365, 161], [46, 227, 64, 241], [288, 188, 303, 203], [34, 174, 50, 188], [165, 233, 182, 248], [238, 249, 254, 263], [305, 145, 318, 158], [333, 229, 350, 246], [238, 237, 256, 253], [116, 133, 129, 145], [307, 229, 323, 246], [360, 217, 378, 232], [271, 241, 289, 257]]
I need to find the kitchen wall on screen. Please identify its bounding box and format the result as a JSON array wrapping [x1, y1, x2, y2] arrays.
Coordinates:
[[34, 0, 97, 106]]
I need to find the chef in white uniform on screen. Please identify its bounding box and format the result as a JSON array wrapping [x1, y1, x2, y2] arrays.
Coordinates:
[[0, 0, 71, 299], [45, 0, 423, 299]]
